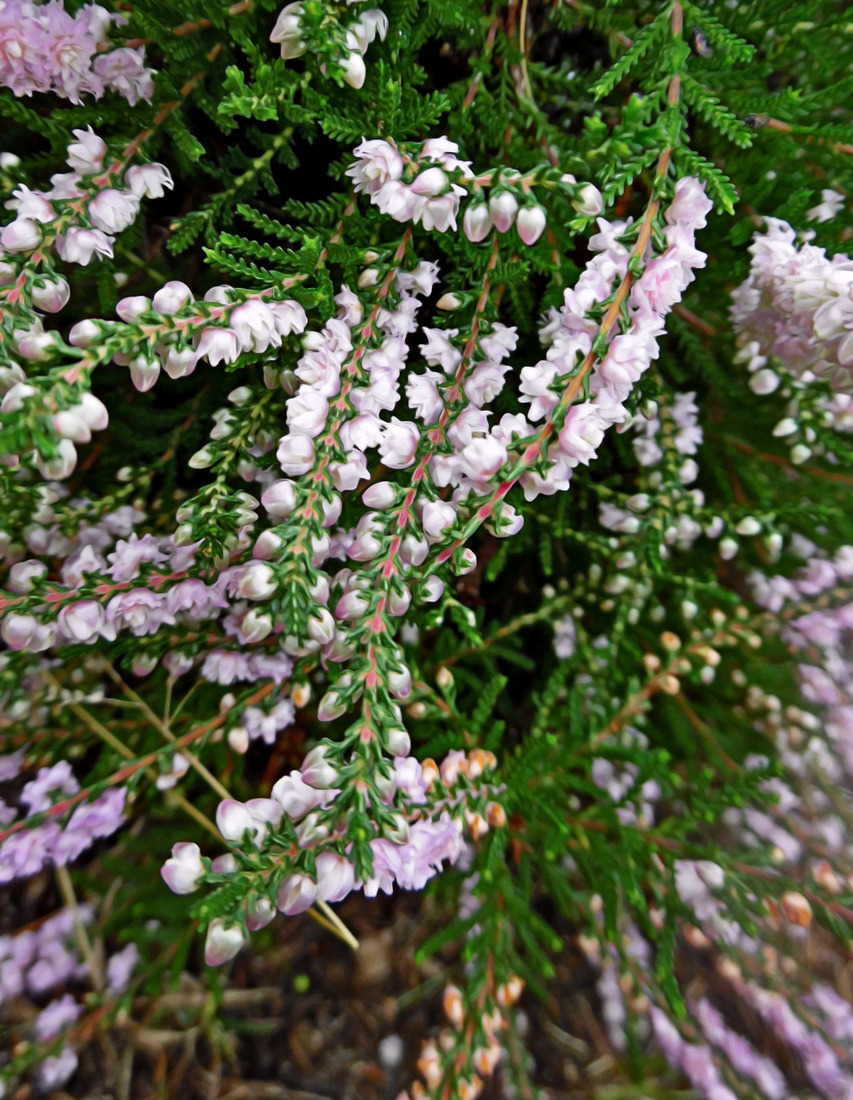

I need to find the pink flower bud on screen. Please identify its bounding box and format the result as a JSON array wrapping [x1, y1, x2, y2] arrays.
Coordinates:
[[362, 482, 397, 509], [315, 851, 355, 903], [301, 746, 338, 789], [411, 167, 448, 197], [386, 727, 411, 756], [88, 189, 140, 234], [204, 918, 245, 966], [421, 575, 445, 602], [152, 280, 192, 315], [277, 872, 317, 915], [216, 799, 257, 843], [1, 218, 41, 252], [489, 191, 518, 233], [340, 51, 366, 89], [516, 205, 547, 245], [161, 842, 205, 895], [69, 319, 100, 347], [130, 356, 160, 393], [246, 895, 276, 931], [240, 608, 273, 643], [163, 347, 198, 379], [261, 479, 298, 519], [58, 600, 105, 643], [317, 690, 348, 722], [31, 276, 70, 313], [1, 612, 39, 649], [8, 560, 46, 594], [422, 500, 456, 538], [387, 664, 413, 700], [237, 562, 277, 601], [463, 203, 492, 242], [572, 183, 603, 217], [35, 438, 77, 480], [123, 163, 173, 199], [272, 771, 324, 818], [277, 433, 315, 475], [307, 608, 336, 645], [116, 295, 150, 322], [253, 530, 283, 559]]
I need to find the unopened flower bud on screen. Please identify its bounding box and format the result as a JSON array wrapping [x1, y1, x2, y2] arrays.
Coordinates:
[[436, 292, 462, 310], [489, 191, 518, 233], [204, 918, 245, 967], [516, 205, 547, 245]]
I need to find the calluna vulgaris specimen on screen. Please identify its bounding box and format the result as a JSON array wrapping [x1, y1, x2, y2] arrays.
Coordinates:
[[2, 0, 853, 1097]]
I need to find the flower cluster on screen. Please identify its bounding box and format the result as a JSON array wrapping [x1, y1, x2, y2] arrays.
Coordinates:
[[0, 758, 126, 883], [270, 2, 388, 89], [164, 747, 504, 968], [731, 218, 853, 392], [0, 0, 154, 104], [347, 135, 603, 240]]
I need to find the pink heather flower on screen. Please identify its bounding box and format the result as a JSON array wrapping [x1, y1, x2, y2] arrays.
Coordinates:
[[58, 599, 106, 643], [315, 851, 355, 903], [87, 188, 140, 233], [422, 499, 456, 538], [92, 46, 154, 105], [517, 205, 547, 245], [379, 417, 419, 468], [196, 327, 241, 366], [105, 588, 173, 636], [31, 274, 70, 312], [231, 299, 279, 352], [56, 226, 114, 265], [35, 994, 81, 1041], [162, 842, 205, 894], [277, 433, 315, 475], [272, 770, 329, 818], [277, 872, 317, 914], [287, 386, 329, 436], [9, 185, 55, 223], [0, 217, 41, 252], [123, 163, 173, 199], [489, 191, 518, 233], [558, 402, 606, 466], [463, 203, 492, 242], [66, 127, 107, 173], [458, 436, 508, 481], [346, 138, 404, 195], [665, 176, 713, 230], [204, 918, 245, 966], [270, 2, 306, 60]]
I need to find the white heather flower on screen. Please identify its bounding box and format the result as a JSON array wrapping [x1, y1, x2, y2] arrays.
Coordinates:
[[56, 226, 114, 265], [31, 275, 71, 313], [517, 205, 547, 245], [161, 842, 205, 894], [277, 433, 315, 475], [411, 167, 448, 197], [379, 417, 419, 468], [152, 280, 193, 314], [346, 139, 404, 195], [237, 562, 277, 600], [123, 163, 173, 199], [340, 50, 366, 89], [196, 327, 241, 365], [572, 183, 604, 217], [489, 191, 518, 233], [422, 499, 456, 538], [270, 2, 307, 59], [204, 918, 246, 967], [0, 218, 42, 252], [87, 188, 140, 233], [66, 127, 107, 173]]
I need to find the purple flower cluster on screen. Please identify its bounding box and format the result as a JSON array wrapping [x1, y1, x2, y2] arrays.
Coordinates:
[[162, 746, 492, 967], [731, 218, 853, 392], [0, 759, 126, 884], [0, 0, 154, 104]]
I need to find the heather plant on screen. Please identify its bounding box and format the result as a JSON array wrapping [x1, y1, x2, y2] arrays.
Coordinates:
[[2, 0, 853, 1097]]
